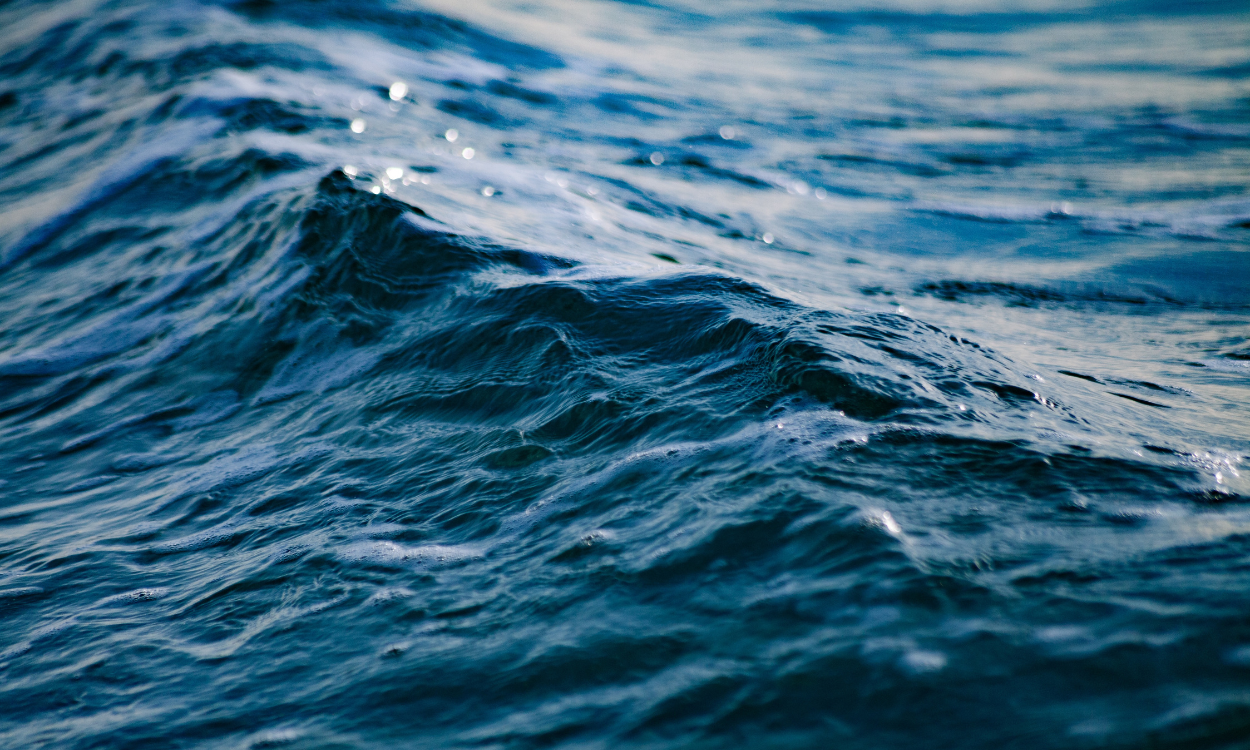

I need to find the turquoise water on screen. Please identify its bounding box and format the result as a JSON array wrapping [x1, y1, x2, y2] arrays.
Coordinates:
[[1, 1, 1249, 747]]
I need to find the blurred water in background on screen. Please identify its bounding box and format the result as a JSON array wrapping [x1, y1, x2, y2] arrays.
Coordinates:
[[0, 0, 1248, 747]]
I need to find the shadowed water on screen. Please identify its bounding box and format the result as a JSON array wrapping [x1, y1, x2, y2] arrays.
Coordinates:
[[1, 0, 1248, 748]]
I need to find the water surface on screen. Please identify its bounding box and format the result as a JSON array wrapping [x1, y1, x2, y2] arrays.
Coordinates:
[[1, 0, 1249, 747]]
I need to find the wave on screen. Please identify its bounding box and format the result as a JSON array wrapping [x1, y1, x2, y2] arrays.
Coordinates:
[[2, 0, 1250, 747]]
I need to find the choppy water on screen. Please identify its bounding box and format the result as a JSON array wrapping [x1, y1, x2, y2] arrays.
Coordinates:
[[1, 0, 1249, 747]]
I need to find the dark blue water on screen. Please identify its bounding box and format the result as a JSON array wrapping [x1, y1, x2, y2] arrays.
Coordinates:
[[1, 0, 1249, 747]]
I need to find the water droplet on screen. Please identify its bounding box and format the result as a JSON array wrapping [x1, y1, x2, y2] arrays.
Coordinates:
[[719, 125, 736, 140], [342, 165, 357, 177], [385, 167, 403, 180], [482, 186, 495, 196], [350, 118, 366, 133], [370, 185, 381, 194], [445, 129, 458, 142], [762, 232, 774, 244], [389, 81, 408, 101], [462, 147, 475, 159], [814, 187, 827, 200], [649, 152, 664, 166]]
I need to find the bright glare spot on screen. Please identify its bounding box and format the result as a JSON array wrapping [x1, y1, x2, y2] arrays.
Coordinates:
[[793, 181, 810, 195], [762, 232, 774, 244], [957, 404, 967, 411], [814, 187, 827, 200], [1216, 472, 1224, 484], [386, 167, 404, 180], [350, 118, 366, 133], [719, 125, 736, 140], [445, 129, 459, 142], [389, 81, 408, 101], [881, 511, 902, 535], [370, 185, 382, 194], [482, 186, 495, 196], [902, 650, 947, 674], [343, 165, 358, 177], [775, 423, 783, 429], [649, 152, 664, 166], [462, 147, 475, 159]]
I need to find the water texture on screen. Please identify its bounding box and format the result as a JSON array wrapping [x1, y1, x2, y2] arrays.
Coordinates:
[[1, 0, 1248, 747]]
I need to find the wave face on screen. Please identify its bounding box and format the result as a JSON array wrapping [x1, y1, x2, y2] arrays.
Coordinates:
[[1, 0, 1249, 747]]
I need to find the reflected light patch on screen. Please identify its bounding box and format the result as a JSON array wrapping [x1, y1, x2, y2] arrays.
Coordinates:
[[445, 129, 459, 142], [389, 81, 408, 101], [350, 118, 366, 133], [385, 167, 403, 180]]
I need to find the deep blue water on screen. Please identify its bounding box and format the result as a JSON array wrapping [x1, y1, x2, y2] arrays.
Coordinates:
[[1, 0, 1249, 747]]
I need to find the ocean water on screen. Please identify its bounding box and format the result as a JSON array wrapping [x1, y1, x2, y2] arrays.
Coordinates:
[[1, 0, 1249, 747]]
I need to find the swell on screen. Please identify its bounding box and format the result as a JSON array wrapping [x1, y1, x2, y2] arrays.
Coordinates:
[[0, 181, 1244, 750], [1, 1, 1249, 748], [2, 163, 1095, 465]]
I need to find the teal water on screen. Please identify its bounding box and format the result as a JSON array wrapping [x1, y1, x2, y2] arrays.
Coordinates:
[[1, 1, 1249, 747]]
